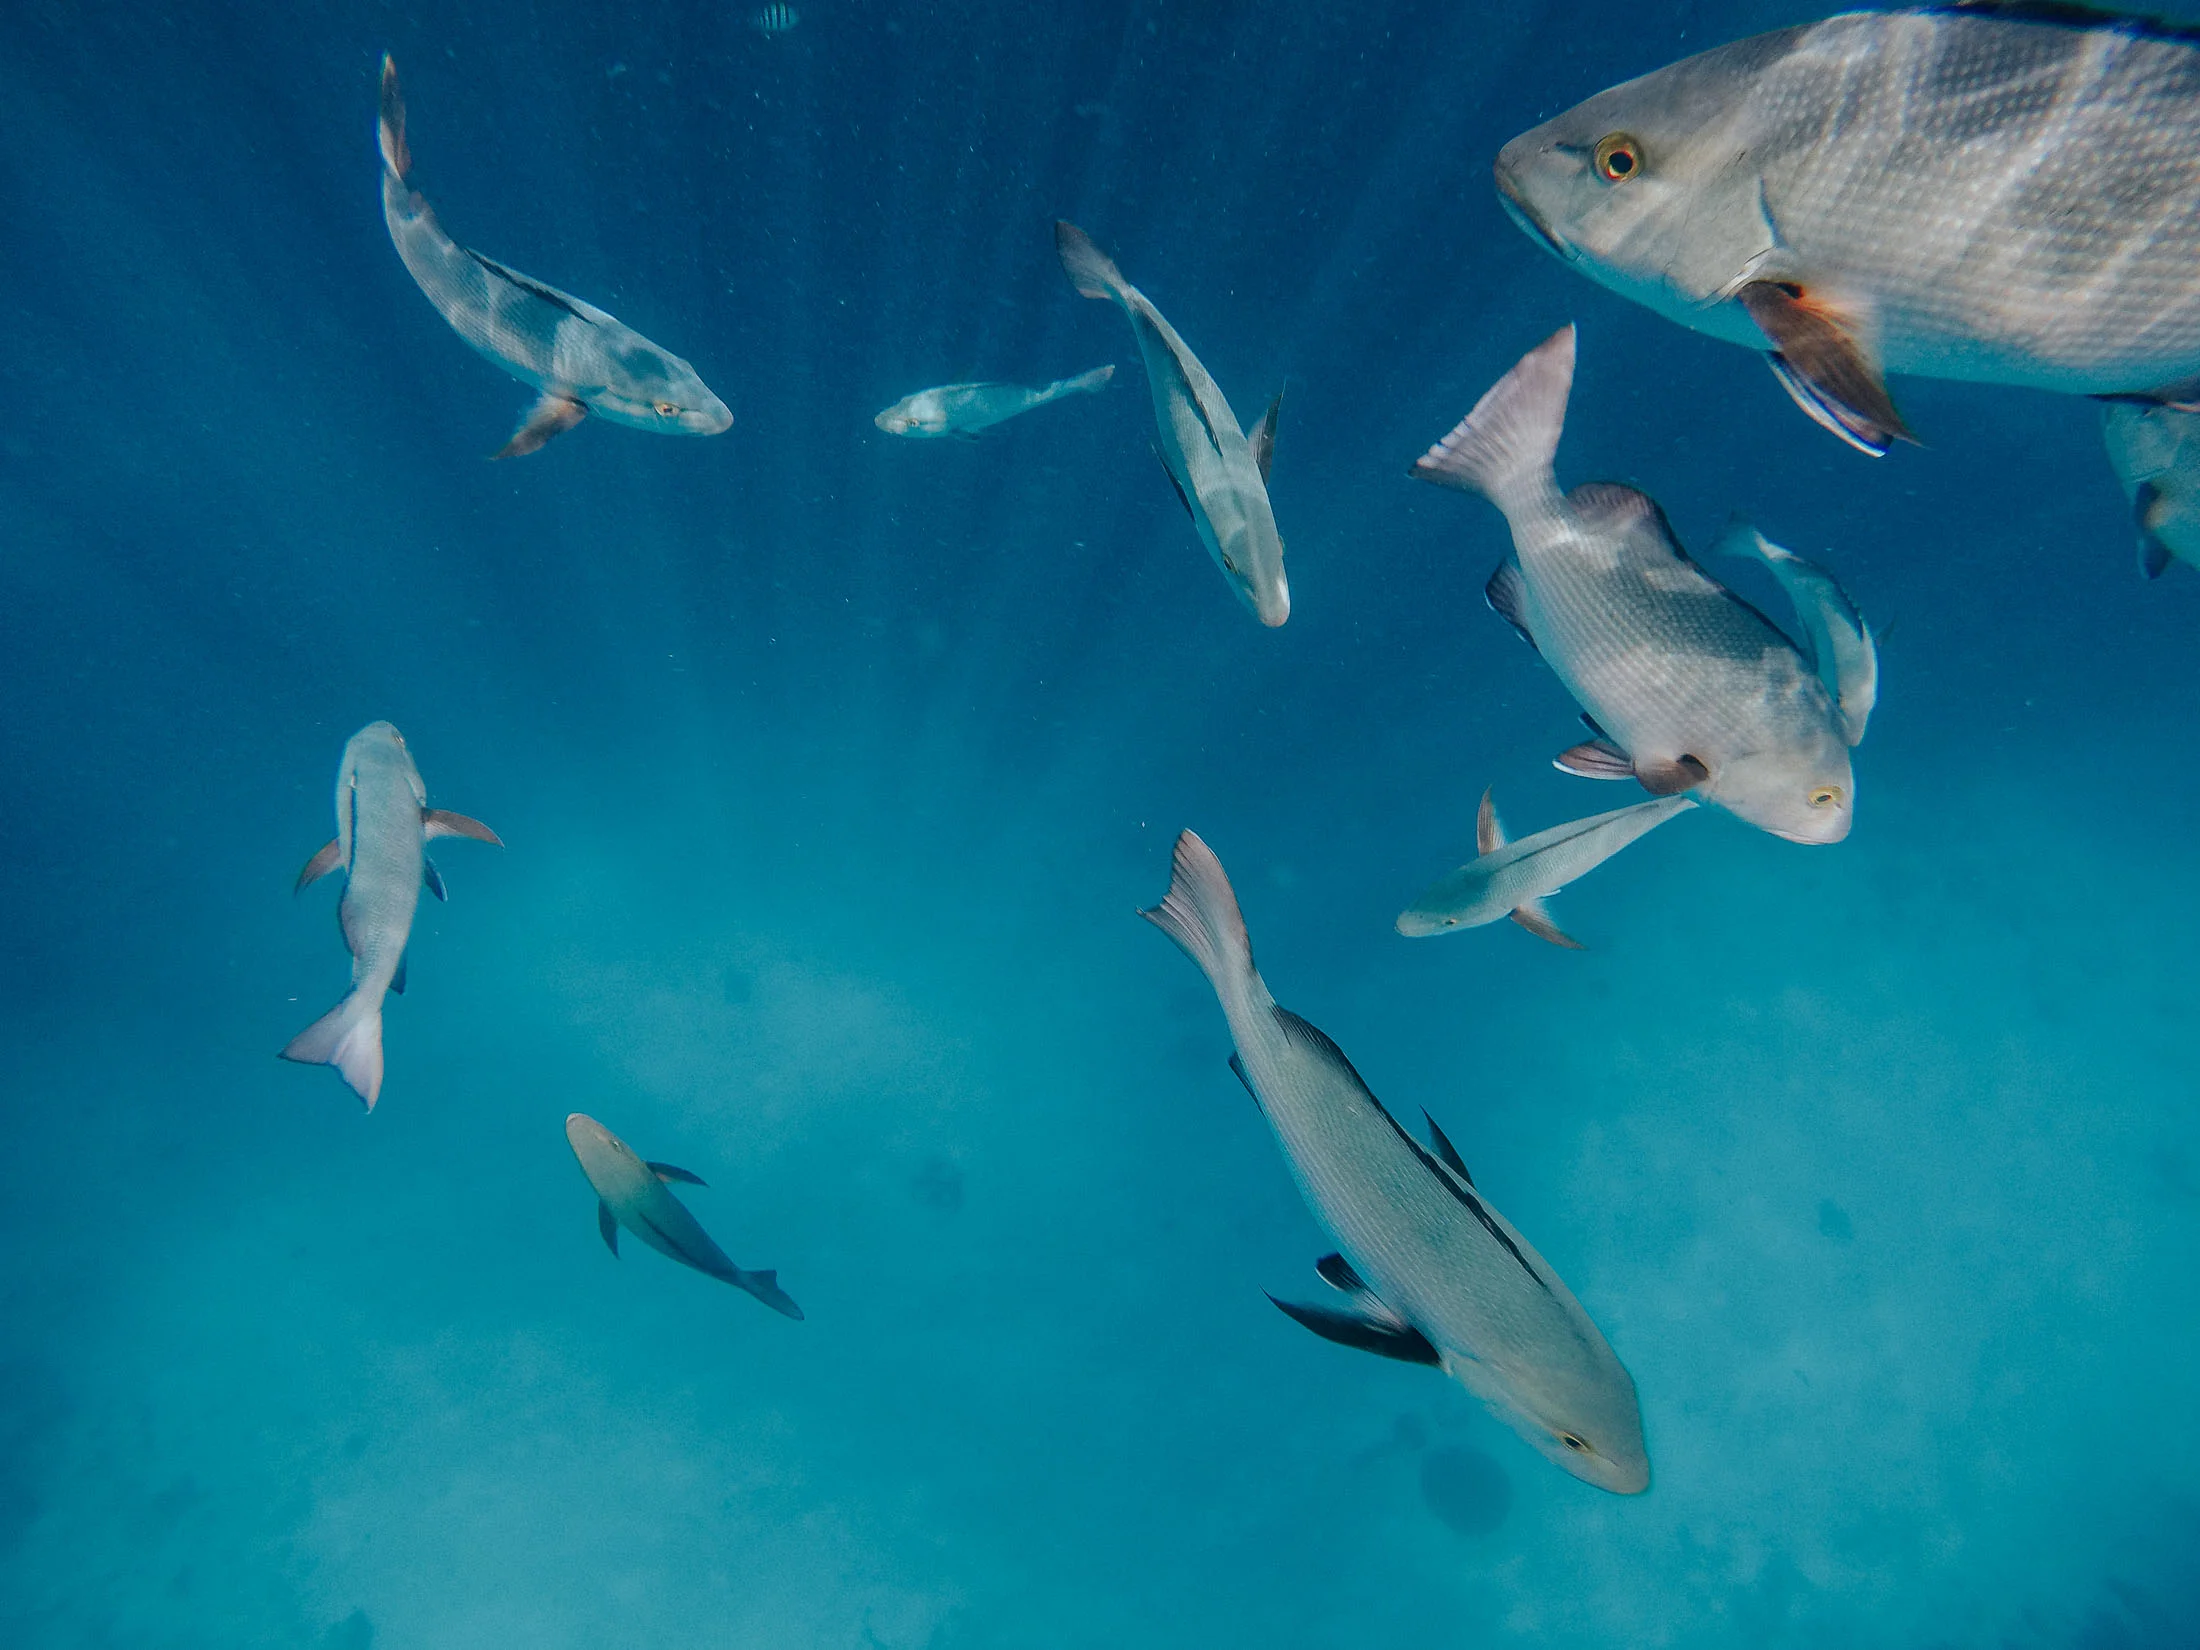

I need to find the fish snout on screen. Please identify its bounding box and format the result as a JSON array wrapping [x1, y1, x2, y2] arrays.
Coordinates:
[[1494, 144, 1575, 263], [1252, 569, 1290, 628], [687, 395, 734, 437]]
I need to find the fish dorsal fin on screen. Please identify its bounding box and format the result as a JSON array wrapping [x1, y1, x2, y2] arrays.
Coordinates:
[[1422, 1111, 1472, 1185], [1475, 787, 1506, 856], [597, 1200, 620, 1256], [1274, 1009, 1378, 1098], [1249, 388, 1283, 483], [648, 1161, 707, 1186], [1315, 1252, 1366, 1293], [1484, 559, 1538, 650], [1267, 1294, 1442, 1367], [1566, 481, 1668, 540]]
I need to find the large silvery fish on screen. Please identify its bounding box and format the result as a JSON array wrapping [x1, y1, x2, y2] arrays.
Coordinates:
[[1413, 326, 1865, 845], [1494, 4, 2200, 455], [875, 366, 1114, 438], [565, 1114, 803, 1319], [282, 722, 501, 1109], [1055, 222, 1289, 626], [378, 56, 732, 457], [1142, 830, 1648, 1493], [2102, 401, 2200, 578], [1397, 789, 1696, 945]]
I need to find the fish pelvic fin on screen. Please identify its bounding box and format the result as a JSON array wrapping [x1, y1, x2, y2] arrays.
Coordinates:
[[377, 54, 412, 180], [423, 808, 503, 846], [281, 990, 385, 1110], [1736, 280, 1916, 457], [1267, 1293, 1442, 1367], [598, 1200, 620, 1257], [1412, 325, 1573, 512], [296, 838, 343, 894], [496, 392, 588, 459], [1510, 898, 1584, 950], [1555, 738, 1636, 780], [1055, 221, 1125, 302], [1140, 830, 1257, 998]]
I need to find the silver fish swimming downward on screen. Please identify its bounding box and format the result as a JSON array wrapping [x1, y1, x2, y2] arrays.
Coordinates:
[[1414, 326, 1868, 845], [1143, 830, 1648, 1493], [875, 366, 1114, 438], [1056, 223, 1289, 626], [282, 721, 501, 1109], [378, 55, 731, 457], [1495, 3, 2200, 454]]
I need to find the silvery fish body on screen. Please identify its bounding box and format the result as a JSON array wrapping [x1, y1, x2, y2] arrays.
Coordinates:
[[564, 1114, 803, 1319], [1397, 790, 1695, 942], [1142, 831, 1648, 1494], [1414, 327, 1863, 845], [1496, 4, 2200, 453], [1055, 222, 1290, 626], [378, 56, 731, 457], [875, 366, 1114, 437], [281, 722, 501, 1109], [2102, 401, 2200, 577]]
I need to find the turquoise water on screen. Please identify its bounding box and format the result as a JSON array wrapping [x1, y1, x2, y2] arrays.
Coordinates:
[[4, 1, 2199, 1644]]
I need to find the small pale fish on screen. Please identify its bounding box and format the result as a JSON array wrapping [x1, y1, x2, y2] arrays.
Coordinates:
[[1495, 4, 2200, 455], [1397, 789, 1695, 944], [1056, 222, 1289, 626], [875, 366, 1115, 439], [2102, 401, 2200, 578], [1716, 521, 1878, 744], [378, 56, 732, 457], [565, 1114, 803, 1318], [1413, 326, 1862, 844], [751, 3, 800, 36], [1142, 831, 1647, 1492], [282, 722, 501, 1109]]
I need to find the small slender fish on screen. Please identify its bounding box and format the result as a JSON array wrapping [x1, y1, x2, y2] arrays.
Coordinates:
[[1397, 789, 1695, 944], [565, 1114, 803, 1319], [1494, 5, 2200, 454], [1413, 325, 1862, 845], [1056, 222, 1289, 626], [874, 366, 1115, 439], [2102, 402, 2200, 579], [282, 722, 501, 1109], [1716, 521, 1878, 744], [377, 55, 731, 457], [1142, 831, 1648, 1493]]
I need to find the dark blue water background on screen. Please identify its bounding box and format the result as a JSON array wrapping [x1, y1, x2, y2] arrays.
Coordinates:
[[4, 1, 2198, 1644]]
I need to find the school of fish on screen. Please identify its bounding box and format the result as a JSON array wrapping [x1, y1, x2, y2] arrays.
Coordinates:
[[268, 9, 2196, 1497]]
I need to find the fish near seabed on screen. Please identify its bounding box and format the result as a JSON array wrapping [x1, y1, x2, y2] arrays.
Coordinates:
[[282, 722, 501, 1109], [874, 366, 1115, 439], [1141, 830, 1648, 1493], [1412, 326, 1863, 845], [2102, 401, 2200, 578], [377, 55, 731, 457], [1494, 4, 2200, 455], [1055, 222, 1289, 626], [565, 1114, 803, 1319], [1397, 789, 1696, 945]]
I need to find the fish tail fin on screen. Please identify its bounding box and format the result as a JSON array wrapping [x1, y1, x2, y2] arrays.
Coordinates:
[[740, 1268, 805, 1321], [281, 990, 385, 1110], [1141, 831, 1258, 997], [1412, 325, 1575, 512], [1059, 364, 1116, 395], [377, 54, 412, 181], [1056, 222, 1125, 302]]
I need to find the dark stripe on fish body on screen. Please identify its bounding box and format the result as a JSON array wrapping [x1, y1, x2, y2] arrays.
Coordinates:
[[1271, 1010, 1552, 1296], [1930, 1, 2200, 48], [465, 249, 592, 323]]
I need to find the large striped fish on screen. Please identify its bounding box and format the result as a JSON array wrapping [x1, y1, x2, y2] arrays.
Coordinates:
[[378, 56, 731, 457], [1413, 327, 1869, 845], [1142, 830, 1648, 1493], [1495, 3, 2200, 455]]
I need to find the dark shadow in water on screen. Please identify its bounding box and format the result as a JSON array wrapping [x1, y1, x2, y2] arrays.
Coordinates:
[[320, 1607, 374, 1650], [1418, 1445, 1513, 1537]]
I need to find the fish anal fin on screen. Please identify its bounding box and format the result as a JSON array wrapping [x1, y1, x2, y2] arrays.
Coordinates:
[[1249, 388, 1283, 483], [1267, 1294, 1442, 1367], [295, 838, 343, 894], [423, 809, 503, 845], [647, 1161, 707, 1186], [423, 857, 447, 902], [1635, 754, 1710, 796], [1511, 898, 1585, 951], [1314, 1251, 1367, 1293], [598, 1200, 619, 1257], [1421, 1110, 1473, 1184], [1555, 738, 1636, 780], [2136, 481, 2175, 579], [389, 953, 407, 995], [1484, 560, 1539, 651], [1228, 1051, 1258, 1102], [1152, 444, 1196, 520], [496, 392, 587, 459], [1737, 280, 1916, 456], [1475, 786, 1505, 856]]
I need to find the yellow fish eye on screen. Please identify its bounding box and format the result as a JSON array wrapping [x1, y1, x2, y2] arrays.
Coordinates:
[[1593, 133, 1642, 183], [653, 401, 680, 417], [1809, 785, 1844, 808]]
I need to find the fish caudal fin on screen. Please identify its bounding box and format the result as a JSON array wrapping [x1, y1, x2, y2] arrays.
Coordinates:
[[377, 55, 411, 180], [1059, 364, 1115, 396], [1141, 830, 1259, 998], [281, 991, 385, 1110], [1056, 221, 1126, 302], [1412, 326, 1574, 512], [740, 1268, 805, 1320]]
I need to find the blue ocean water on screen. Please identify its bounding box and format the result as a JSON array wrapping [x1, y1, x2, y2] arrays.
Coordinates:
[[6, 0, 2200, 1643]]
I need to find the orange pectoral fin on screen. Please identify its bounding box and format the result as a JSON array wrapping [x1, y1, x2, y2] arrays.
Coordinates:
[[1737, 280, 1916, 457]]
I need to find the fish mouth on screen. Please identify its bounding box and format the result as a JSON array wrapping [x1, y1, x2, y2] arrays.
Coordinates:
[[1494, 164, 1573, 264]]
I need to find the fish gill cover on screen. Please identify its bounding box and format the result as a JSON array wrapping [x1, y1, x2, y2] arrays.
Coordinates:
[[1, 0, 2198, 1646]]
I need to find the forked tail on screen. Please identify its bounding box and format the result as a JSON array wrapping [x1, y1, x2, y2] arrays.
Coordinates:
[[281, 989, 386, 1110], [1051, 364, 1116, 397], [1140, 830, 1258, 1000], [739, 1268, 805, 1320], [1412, 325, 1575, 514]]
